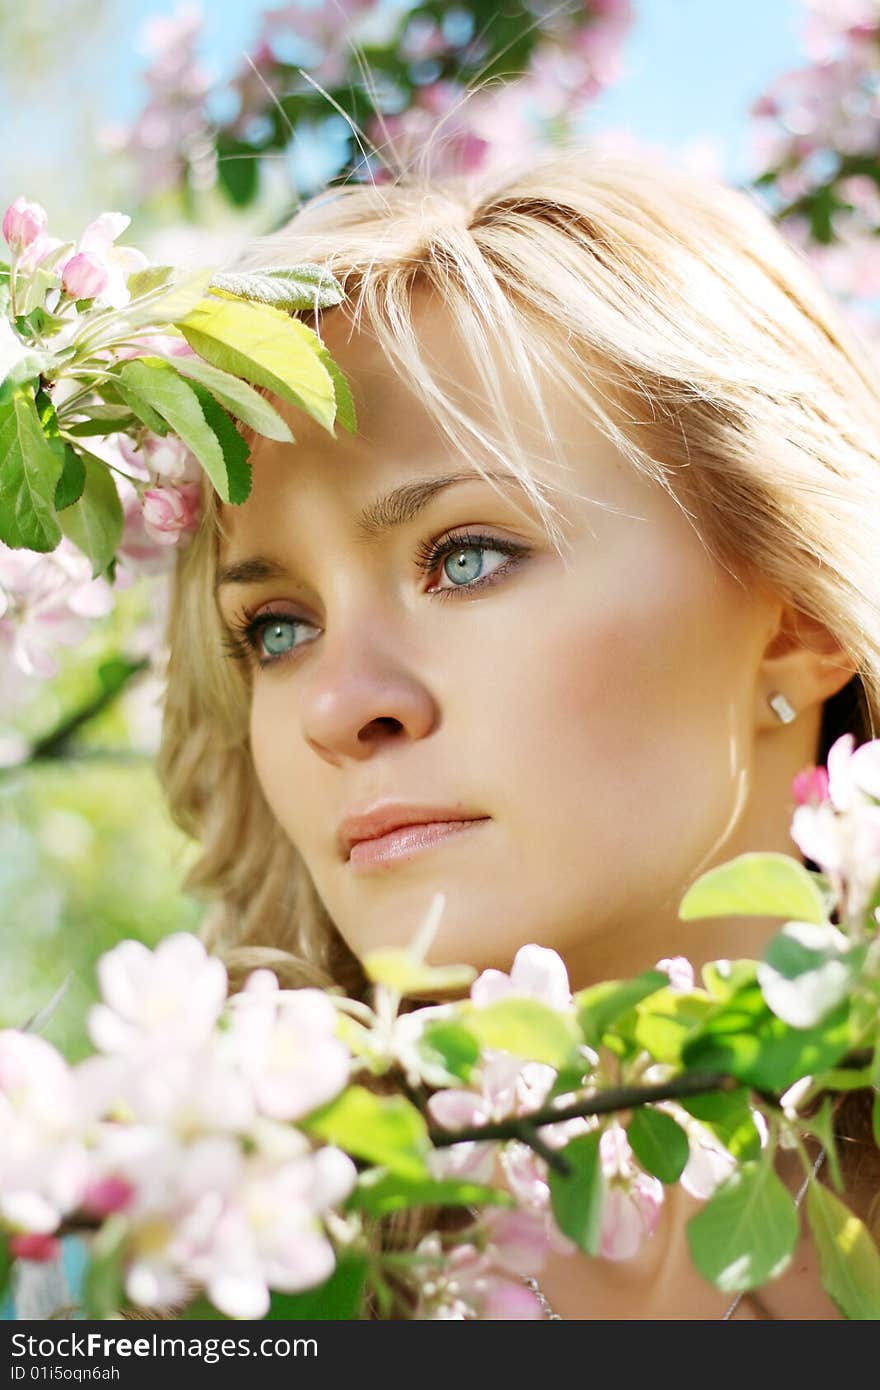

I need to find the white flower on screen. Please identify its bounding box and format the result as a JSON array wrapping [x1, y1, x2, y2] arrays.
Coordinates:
[[88, 933, 228, 1057]]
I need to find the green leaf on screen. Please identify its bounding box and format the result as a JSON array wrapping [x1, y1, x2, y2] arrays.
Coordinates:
[[0, 1234, 11, 1305], [216, 133, 259, 207], [681, 980, 852, 1091], [266, 1255, 368, 1320], [116, 357, 234, 500], [169, 353, 293, 442], [83, 1215, 128, 1319], [114, 373, 169, 436], [314, 336, 357, 435], [53, 442, 86, 510], [176, 297, 338, 435], [346, 1169, 514, 1217], [680, 1088, 761, 1161], [757, 923, 861, 1028], [58, 447, 124, 578], [188, 380, 252, 505], [627, 1106, 690, 1184], [0, 341, 55, 405], [121, 266, 216, 330], [126, 265, 175, 298], [65, 414, 138, 436], [361, 947, 475, 995], [301, 1085, 429, 1180], [210, 265, 345, 312], [631, 988, 715, 1066], [22, 266, 59, 316], [0, 386, 63, 550], [678, 852, 827, 926], [548, 1131, 604, 1255], [575, 970, 668, 1049], [701, 958, 759, 1001], [807, 1182, 880, 1318], [36, 388, 86, 512], [464, 996, 581, 1068], [686, 1159, 799, 1292], [418, 1019, 481, 1085]]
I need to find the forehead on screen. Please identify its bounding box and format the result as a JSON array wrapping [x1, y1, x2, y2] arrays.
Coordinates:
[[216, 293, 664, 559]]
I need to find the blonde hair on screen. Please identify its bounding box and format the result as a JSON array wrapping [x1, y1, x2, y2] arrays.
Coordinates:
[[158, 136, 878, 991]]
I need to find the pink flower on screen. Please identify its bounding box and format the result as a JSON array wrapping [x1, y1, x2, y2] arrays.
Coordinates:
[[792, 764, 831, 806], [141, 483, 202, 545], [221, 970, 351, 1123], [412, 1234, 545, 1320], [2, 197, 48, 251], [598, 1122, 663, 1261], [9, 1233, 62, 1263], [471, 943, 572, 1011], [61, 251, 109, 300], [655, 956, 695, 992], [80, 1176, 136, 1217], [89, 933, 228, 1057], [118, 432, 201, 485], [57, 211, 149, 309]]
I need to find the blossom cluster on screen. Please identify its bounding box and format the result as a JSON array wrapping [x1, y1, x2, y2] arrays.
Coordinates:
[[747, 0, 880, 337], [1, 935, 356, 1319], [2, 720, 880, 1318], [0, 198, 208, 696]]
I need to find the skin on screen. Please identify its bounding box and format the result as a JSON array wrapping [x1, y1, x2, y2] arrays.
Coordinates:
[[215, 293, 857, 1319]]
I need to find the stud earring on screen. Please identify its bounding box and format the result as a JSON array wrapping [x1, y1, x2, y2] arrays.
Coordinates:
[[768, 691, 797, 724]]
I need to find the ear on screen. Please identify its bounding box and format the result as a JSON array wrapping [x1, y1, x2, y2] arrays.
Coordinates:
[[757, 601, 858, 729]]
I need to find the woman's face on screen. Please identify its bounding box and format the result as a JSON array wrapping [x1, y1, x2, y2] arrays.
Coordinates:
[[215, 300, 808, 988]]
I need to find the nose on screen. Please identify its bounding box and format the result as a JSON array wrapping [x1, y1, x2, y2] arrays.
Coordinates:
[[298, 622, 439, 762]]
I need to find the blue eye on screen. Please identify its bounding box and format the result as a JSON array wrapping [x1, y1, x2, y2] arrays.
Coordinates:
[[222, 610, 312, 669], [414, 529, 527, 598], [221, 529, 529, 670], [258, 617, 299, 659]]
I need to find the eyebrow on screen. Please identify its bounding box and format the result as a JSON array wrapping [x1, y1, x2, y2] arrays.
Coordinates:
[[214, 470, 521, 591]]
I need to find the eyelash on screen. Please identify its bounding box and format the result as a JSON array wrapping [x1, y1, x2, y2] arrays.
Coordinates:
[[221, 529, 529, 670]]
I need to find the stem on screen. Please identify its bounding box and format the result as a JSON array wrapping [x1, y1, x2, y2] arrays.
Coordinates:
[[511, 1121, 571, 1177], [9, 251, 19, 319], [428, 1070, 733, 1148]]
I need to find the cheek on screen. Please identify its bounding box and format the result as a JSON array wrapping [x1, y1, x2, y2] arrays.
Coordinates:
[[488, 550, 759, 913], [248, 684, 302, 840]]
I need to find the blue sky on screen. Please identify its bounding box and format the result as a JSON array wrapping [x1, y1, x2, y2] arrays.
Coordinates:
[[2, 0, 807, 225], [106, 0, 804, 182]]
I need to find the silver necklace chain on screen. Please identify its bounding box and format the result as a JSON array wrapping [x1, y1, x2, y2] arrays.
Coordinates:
[[522, 1146, 827, 1321]]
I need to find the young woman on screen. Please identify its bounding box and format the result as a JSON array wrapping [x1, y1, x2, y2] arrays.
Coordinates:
[[157, 139, 880, 1318]]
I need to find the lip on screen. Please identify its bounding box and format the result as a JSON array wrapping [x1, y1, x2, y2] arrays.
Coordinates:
[[348, 818, 489, 871], [337, 802, 489, 862]]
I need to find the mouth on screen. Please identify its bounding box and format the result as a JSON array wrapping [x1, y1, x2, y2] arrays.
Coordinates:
[[346, 817, 491, 872]]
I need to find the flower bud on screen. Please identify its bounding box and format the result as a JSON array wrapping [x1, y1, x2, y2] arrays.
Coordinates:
[[142, 483, 202, 545], [2, 196, 48, 251], [791, 764, 830, 807], [61, 251, 109, 300], [9, 1233, 62, 1263]]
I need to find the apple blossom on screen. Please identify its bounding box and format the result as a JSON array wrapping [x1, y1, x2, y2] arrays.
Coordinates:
[[221, 969, 351, 1122], [2, 197, 48, 252], [88, 932, 228, 1056], [471, 942, 572, 1011], [61, 252, 109, 301], [598, 1121, 663, 1261], [141, 483, 202, 546], [411, 1233, 545, 1320], [0, 537, 115, 679]]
